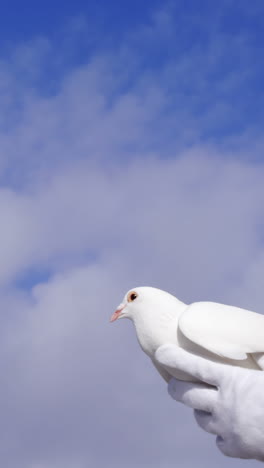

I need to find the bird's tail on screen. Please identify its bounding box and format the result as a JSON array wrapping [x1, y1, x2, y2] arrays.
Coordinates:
[[252, 352, 264, 370]]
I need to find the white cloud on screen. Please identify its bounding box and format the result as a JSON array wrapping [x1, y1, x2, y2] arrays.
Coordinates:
[[0, 152, 262, 467]]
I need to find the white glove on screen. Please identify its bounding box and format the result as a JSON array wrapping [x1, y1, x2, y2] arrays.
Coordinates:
[[155, 344, 264, 461]]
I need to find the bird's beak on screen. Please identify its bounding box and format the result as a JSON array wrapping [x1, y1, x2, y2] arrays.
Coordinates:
[[110, 303, 126, 322]]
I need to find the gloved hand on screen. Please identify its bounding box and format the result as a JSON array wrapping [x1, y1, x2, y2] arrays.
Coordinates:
[[155, 344, 264, 462]]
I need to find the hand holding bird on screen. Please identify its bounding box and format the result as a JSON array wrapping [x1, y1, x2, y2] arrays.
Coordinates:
[[156, 345, 264, 462]]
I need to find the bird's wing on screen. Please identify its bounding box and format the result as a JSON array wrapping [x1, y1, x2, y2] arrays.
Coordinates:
[[179, 301, 264, 361]]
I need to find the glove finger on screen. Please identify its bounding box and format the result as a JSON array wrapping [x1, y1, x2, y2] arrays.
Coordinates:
[[156, 345, 229, 387], [194, 409, 218, 435], [215, 436, 241, 458], [168, 378, 218, 413]]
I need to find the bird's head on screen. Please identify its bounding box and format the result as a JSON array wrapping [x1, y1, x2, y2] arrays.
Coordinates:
[[110, 286, 181, 324], [110, 286, 185, 356], [110, 287, 143, 323]]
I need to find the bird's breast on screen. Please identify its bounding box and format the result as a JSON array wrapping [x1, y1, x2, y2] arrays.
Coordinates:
[[134, 317, 178, 357]]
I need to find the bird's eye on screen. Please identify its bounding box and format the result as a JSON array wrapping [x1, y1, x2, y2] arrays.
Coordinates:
[[128, 291, 138, 302]]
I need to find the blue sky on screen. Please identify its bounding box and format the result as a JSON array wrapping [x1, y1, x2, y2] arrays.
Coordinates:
[[0, 0, 163, 42], [0, 2, 264, 468], [1, 0, 264, 164]]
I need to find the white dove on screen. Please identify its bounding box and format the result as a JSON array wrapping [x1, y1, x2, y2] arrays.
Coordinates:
[[110, 287, 264, 382]]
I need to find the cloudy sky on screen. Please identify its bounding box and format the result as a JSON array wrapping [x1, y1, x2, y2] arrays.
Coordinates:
[[0, 0, 264, 466]]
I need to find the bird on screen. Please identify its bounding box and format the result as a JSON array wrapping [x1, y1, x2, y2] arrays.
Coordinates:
[[110, 287, 264, 383]]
